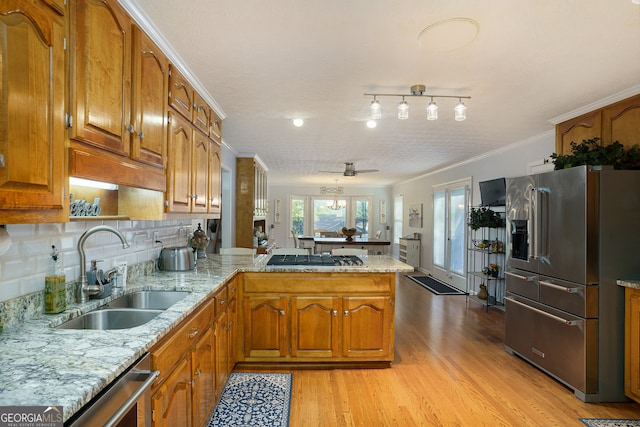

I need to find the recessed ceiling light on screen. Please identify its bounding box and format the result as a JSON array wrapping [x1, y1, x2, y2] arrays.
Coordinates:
[[292, 118, 304, 127], [366, 120, 377, 129], [633, 0, 640, 5]]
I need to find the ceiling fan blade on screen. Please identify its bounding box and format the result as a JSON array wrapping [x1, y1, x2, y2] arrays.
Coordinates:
[[355, 169, 379, 173], [318, 170, 343, 173]]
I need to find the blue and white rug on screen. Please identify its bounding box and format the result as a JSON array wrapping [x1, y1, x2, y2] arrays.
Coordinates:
[[208, 372, 292, 426], [580, 419, 640, 427]]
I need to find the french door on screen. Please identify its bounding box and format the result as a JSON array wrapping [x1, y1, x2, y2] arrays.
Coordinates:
[[432, 179, 469, 290]]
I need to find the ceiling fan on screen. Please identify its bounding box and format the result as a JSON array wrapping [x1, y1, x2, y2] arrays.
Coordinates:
[[320, 162, 379, 177]]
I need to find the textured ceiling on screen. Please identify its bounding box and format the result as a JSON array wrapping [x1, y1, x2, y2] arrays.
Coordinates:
[[126, 0, 640, 186]]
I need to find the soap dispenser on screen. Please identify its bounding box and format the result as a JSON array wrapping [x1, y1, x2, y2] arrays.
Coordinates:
[[45, 245, 66, 313]]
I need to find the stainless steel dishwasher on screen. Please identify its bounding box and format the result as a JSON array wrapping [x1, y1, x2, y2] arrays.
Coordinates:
[[66, 353, 159, 427]]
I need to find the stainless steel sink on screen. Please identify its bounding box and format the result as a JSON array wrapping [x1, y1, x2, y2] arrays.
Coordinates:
[[56, 309, 163, 330], [99, 291, 190, 310]]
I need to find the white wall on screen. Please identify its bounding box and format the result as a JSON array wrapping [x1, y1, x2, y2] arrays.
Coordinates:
[[391, 130, 555, 272]]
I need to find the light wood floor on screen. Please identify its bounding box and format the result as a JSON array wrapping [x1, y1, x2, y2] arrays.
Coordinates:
[[243, 273, 640, 426]]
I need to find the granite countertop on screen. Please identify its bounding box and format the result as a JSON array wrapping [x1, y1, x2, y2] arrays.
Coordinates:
[[0, 254, 412, 421], [617, 279, 640, 290]]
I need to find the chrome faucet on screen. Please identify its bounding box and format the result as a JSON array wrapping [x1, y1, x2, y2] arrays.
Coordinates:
[[77, 225, 130, 303]]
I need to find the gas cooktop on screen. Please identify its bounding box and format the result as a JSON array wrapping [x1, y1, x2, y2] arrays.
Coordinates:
[[267, 254, 364, 266]]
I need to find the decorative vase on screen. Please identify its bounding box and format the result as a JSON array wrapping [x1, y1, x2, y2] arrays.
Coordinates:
[[477, 284, 488, 300]]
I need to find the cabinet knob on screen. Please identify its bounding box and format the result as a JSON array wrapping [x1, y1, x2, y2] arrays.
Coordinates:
[[344, 310, 349, 317], [188, 327, 199, 338], [138, 131, 144, 139], [332, 310, 338, 316], [126, 124, 135, 133], [279, 310, 285, 316]]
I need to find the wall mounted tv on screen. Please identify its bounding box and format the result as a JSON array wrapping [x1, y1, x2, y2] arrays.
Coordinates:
[[479, 178, 506, 206]]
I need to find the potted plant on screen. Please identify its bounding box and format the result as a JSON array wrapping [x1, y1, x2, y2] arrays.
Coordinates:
[[468, 207, 503, 230], [550, 138, 640, 170]]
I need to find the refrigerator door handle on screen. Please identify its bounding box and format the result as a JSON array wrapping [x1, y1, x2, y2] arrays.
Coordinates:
[[505, 296, 584, 326], [539, 280, 584, 296], [529, 186, 538, 260], [505, 271, 537, 282]]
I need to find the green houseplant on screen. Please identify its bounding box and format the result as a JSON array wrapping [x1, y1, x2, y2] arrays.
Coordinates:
[[550, 138, 640, 170], [468, 207, 503, 231]]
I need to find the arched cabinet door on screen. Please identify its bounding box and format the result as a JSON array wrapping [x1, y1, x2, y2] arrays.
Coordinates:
[[0, 0, 67, 223]]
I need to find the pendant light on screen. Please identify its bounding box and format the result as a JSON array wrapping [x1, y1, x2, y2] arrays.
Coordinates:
[[397, 97, 409, 120], [426, 97, 438, 120], [370, 96, 382, 120], [454, 99, 467, 121]]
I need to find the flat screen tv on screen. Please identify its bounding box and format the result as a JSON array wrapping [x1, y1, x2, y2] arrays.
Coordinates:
[[479, 178, 506, 206]]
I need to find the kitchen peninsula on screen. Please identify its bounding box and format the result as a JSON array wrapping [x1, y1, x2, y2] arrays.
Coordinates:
[[0, 254, 412, 423]]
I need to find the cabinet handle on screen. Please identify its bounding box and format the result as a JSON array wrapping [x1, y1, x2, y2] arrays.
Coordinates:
[[188, 327, 199, 338], [126, 124, 135, 133], [219, 298, 227, 305], [332, 310, 337, 316], [279, 310, 285, 316], [344, 310, 349, 317]]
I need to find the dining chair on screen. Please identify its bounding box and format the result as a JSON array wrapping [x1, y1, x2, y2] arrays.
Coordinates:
[[290, 229, 299, 248], [220, 247, 257, 255], [272, 248, 309, 255], [331, 248, 368, 255]]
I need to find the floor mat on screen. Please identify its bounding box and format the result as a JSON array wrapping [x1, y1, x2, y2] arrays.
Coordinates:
[[407, 275, 466, 295], [208, 372, 292, 426], [579, 419, 640, 427]]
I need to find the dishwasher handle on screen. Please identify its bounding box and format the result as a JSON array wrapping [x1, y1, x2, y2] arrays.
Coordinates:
[[104, 369, 159, 427]]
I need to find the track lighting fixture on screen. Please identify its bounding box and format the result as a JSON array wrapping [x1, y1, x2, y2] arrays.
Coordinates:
[[365, 84, 470, 122]]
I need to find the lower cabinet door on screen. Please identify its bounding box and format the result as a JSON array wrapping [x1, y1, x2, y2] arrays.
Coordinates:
[[291, 296, 340, 358], [342, 296, 392, 359], [242, 296, 288, 358], [191, 327, 215, 427], [214, 310, 230, 398], [152, 356, 192, 427]]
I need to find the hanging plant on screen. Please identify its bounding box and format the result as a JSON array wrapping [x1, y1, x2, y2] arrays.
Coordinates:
[[468, 207, 503, 230], [550, 138, 640, 170]]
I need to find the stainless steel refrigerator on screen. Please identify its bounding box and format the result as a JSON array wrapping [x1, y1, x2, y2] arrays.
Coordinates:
[[504, 165, 640, 402]]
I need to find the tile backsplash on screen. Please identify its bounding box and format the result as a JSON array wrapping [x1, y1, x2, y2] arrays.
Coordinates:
[[0, 218, 205, 327]]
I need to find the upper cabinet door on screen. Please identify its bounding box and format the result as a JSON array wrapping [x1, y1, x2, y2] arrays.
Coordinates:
[[131, 25, 168, 169], [0, 0, 67, 220], [210, 109, 223, 144], [168, 65, 194, 121], [555, 110, 602, 155], [208, 142, 222, 214], [193, 92, 212, 136], [166, 112, 193, 213], [604, 94, 640, 151], [70, 0, 131, 156], [191, 130, 210, 214]]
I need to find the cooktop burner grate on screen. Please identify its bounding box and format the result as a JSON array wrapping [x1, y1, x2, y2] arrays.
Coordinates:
[[266, 254, 364, 266]]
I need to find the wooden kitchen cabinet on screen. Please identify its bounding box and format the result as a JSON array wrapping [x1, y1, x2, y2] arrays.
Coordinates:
[[242, 296, 288, 358], [236, 156, 269, 247], [152, 356, 192, 427], [342, 296, 392, 359], [555, 93, 640, 155], [70, 0, 131, 155], [208, 142, 222, 214], [191, 327, 215, 427], [150, 298, 216, 427], [168, 65, 195, 122], [130, 25, 168, 169], [0, 0, 68, 223], [239, 272, 395, 365], [291, 296, 341, 358], [69, 0, 166, 192], [214, 310, 230, 400], [625, 287, 640, 403], [166, 112, 193, 213]]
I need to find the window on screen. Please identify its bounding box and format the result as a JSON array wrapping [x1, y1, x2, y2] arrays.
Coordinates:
[[290, 197, 306, 236], [393, 195, 403, 244], [313, 197, 346, 233]]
